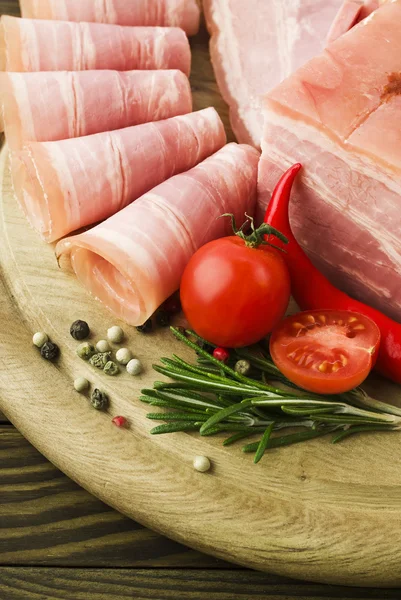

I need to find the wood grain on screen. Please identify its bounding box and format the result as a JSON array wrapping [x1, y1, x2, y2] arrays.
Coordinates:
[[2, 568, 401, 600], [0, 427, 225, 568]]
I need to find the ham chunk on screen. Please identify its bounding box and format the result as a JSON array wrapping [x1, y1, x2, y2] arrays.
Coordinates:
[[0, 70, 192, 150], [56, 144, 259, 326], [258, 0, 401, 321], [0, 16, 191, 75], [203, 0, 352, 147], [11, 108, 226, 242]]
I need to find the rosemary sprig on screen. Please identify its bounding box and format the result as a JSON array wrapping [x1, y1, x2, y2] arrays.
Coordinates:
[[141, 327, 401, 462]]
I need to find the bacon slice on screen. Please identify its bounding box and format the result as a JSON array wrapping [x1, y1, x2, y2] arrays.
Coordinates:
[[257, 0, 401, 322], [56, 143, 259, 326], [20, 0, 200, 36], [11, 108, 226, 243], [0, 16, 191, 75], [0, 70, 192, 150]]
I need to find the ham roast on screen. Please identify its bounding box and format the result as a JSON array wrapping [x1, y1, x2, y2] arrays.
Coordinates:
[[258, 0, 401, 322]]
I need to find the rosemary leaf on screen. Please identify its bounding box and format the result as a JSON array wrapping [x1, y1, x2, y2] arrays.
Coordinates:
[[200, 400, 254, 435], [242, 428, 335, 453], [331, 424, 399, 444], [223, 431, 255, 446], [146, 412, 209, 422], [254, 423, 275, 464], [150, 422, 201, 435]]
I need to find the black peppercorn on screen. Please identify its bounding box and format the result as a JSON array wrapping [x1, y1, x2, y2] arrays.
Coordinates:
[[155, 309, 170, 327], [195, 339, 214, 354], [70, 320, 90, 340], [40, 341, 60, 361], [91, 389, 109, 411], [136, 318, 153, 334]]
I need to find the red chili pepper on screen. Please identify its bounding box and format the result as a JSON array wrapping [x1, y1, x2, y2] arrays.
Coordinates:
[[263, 163, 401, 384]]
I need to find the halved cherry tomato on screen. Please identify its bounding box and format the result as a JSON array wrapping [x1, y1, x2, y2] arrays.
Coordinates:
[[269, 310, 381, 394], [180, 236, 291, 348]]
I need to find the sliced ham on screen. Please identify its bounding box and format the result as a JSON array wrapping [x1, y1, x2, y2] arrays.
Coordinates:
[[0, 16, 191, 75], [11, 108, 226, 243], [56, 143, 259, 326], [0, 70, 192, 150], [20, 0, 200, 36], [257, 0, 401, 322]]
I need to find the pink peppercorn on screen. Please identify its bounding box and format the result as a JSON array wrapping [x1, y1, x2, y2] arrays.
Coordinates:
[[112, 416, 127, 428], [213, 347, 230, 362]]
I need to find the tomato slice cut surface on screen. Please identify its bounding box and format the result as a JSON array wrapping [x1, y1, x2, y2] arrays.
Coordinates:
[[269, 310, 381, 394]]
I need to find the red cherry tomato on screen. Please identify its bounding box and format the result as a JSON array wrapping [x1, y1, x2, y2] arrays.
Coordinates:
[[269, 310, 381, 394], [180, 236, 291, 348]]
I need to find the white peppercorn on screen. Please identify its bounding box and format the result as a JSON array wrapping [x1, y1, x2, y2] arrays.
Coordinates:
[[32, 331, 48, 348], [96, 339, 110, 353], [74, 377, 89, 393], [193, 456, 211, 473], [116, 348, 132, 365], [126, 358, 142, 376], [107, 326, 124, 343]]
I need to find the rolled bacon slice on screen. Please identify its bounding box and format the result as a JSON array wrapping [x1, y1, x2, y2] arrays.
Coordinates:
[[56, 143, 259, 326], [11, 107, 226, 243], [20, 0, 200, 36], [0, 16, 191, 75], [0, 70, 192, 150]]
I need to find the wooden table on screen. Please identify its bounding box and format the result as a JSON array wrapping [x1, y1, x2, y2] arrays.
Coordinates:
[[2, 0, 401, 597]]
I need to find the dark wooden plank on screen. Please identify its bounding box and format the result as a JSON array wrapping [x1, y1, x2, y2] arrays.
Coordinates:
[[0, 427, 227, 568], [1, 568, 401, 600], [0, 411, 8, 422], [0, 0, 20, 16]]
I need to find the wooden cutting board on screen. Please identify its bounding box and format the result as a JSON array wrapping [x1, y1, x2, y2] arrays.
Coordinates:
[[2, 23, 401, 589]]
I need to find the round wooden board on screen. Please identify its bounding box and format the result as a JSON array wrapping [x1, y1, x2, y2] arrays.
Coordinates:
[[2, 25, 401, 589]]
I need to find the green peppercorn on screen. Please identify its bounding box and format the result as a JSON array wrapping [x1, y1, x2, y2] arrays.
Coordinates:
[[40, 341, 60, 361], [70, 320, 90, 340], [103, 361, 119, 376], [89, 352, 111, 369], [234, 359, 251, 376], [155, 309, 170, 327], [136, 318, 153, 334], [76, 342, 95, 361], [91, 389, 109, 410]]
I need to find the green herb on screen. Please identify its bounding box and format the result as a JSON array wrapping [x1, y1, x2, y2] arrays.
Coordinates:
[[141, 327, 401, 463]]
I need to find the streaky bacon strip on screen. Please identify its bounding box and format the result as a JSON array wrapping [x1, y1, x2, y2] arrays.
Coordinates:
[[20, 0, 200, 36], [11, 108, 226, 243], [0, 16, 191, 75], [56, 143, 260, 326], [0, 70, 192, 150]]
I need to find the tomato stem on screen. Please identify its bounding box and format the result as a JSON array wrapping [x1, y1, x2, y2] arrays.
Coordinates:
[[220, 213, 288, 250]]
